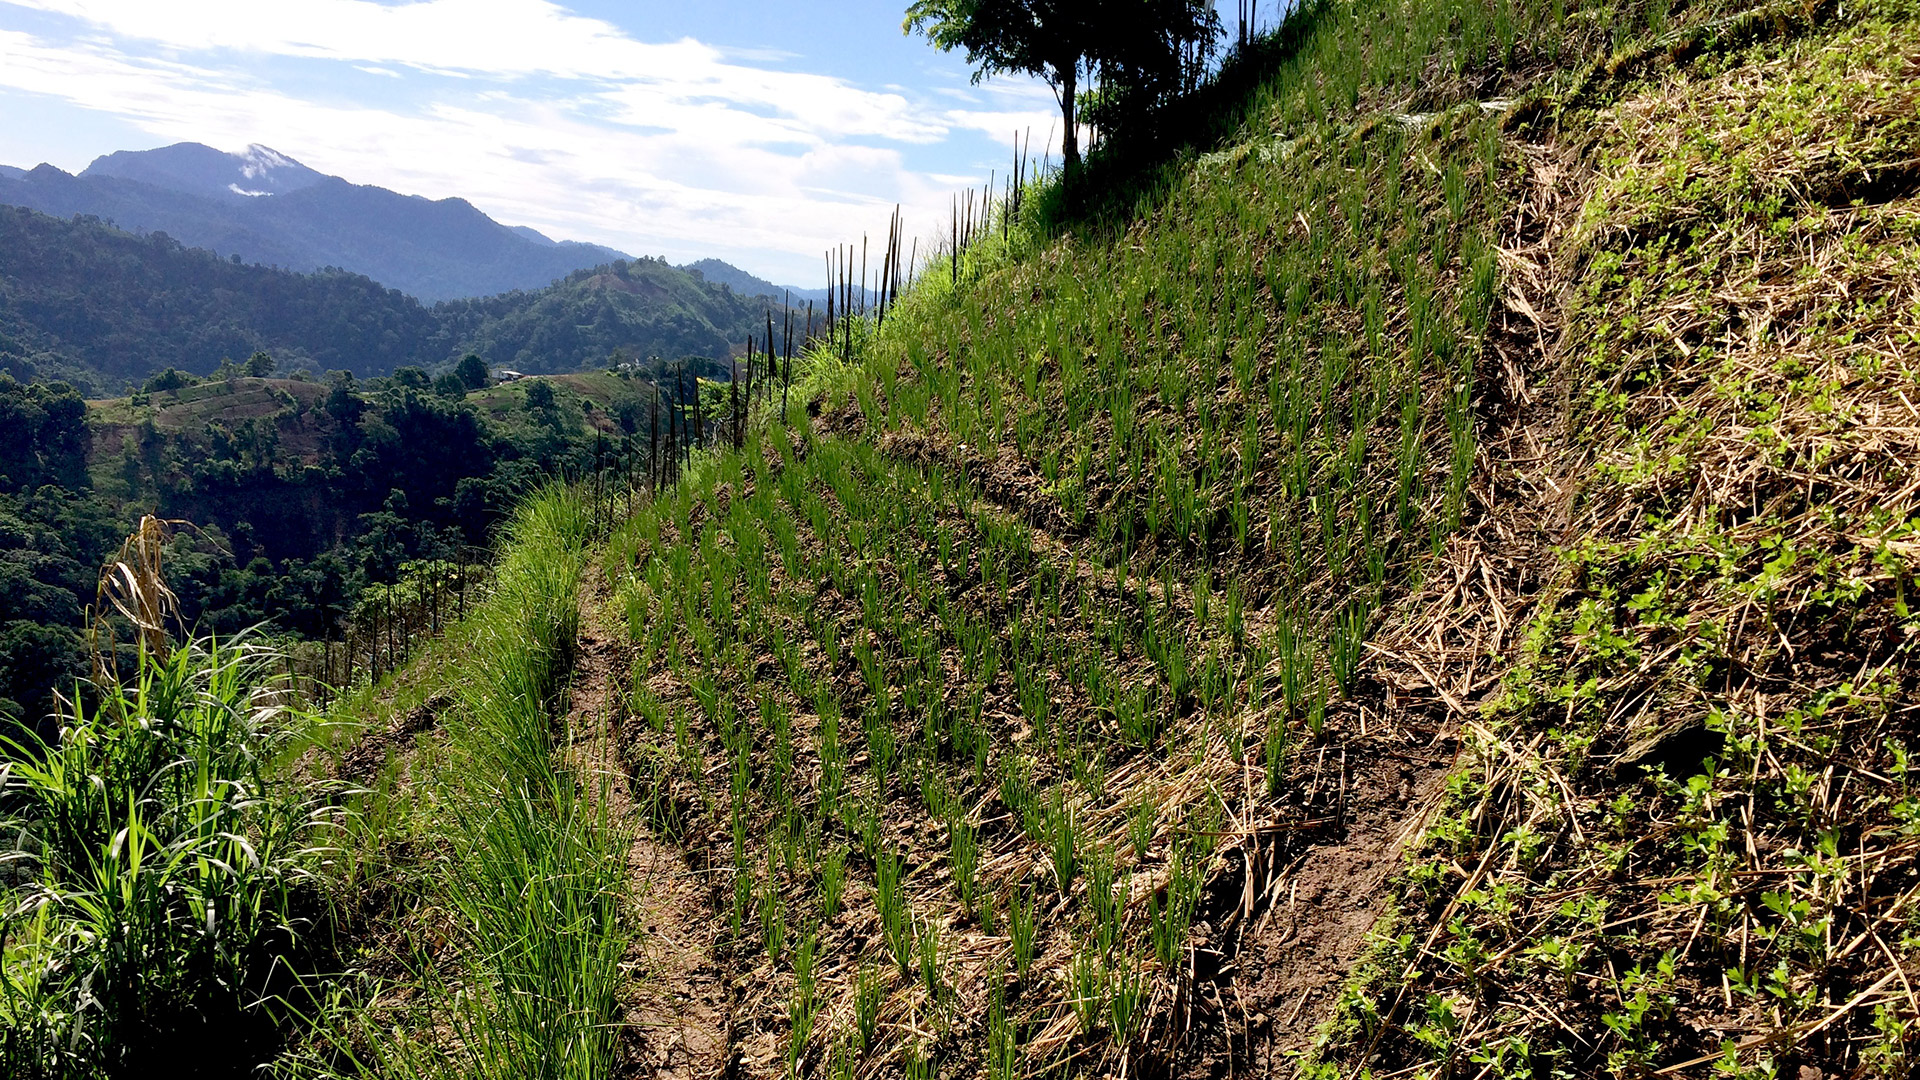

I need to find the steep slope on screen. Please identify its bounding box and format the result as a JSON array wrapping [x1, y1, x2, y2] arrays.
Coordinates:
[[579, 0, 1920, 1077], [258, 0, 1920, 1078], [1310, 8, 1920, 1077]]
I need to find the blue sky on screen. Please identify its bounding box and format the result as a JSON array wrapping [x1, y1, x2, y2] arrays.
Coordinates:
[[0, 0, 1117, 285]]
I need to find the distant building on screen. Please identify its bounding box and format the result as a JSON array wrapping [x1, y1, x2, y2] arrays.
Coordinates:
[[495, 369, 526, 382]]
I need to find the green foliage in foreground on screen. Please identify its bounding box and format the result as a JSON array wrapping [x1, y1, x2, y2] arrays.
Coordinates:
[[1, 363, 659, 734], [304, 487, 628, 1080], [430, 488, 624, 1080], [0, 637, 342, 1078]]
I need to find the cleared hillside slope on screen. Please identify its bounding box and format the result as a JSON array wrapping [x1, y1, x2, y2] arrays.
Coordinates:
[[581, 0, 1920, 1077], [1310, 7, 1920, 1078], [300, 0, 1920, 1076]]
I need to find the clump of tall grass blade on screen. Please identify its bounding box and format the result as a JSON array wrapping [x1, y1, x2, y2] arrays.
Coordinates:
[[0, 631, 343, 1078], [375, 486, 627, 1080]]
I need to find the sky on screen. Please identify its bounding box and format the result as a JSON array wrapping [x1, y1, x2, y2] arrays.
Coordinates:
[[0, 0, 1099, 286]]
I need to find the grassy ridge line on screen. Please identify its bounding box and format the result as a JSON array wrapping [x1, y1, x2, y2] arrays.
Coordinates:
[[374, 487, 627, 1080]]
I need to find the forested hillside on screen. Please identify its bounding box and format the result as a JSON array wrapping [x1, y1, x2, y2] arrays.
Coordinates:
[[435, 257, 777, 376], [4, 0, 1917, 1076], [0, 206, 777, 393], [0, 206, 440, 388], [0, 362, 680, 732]]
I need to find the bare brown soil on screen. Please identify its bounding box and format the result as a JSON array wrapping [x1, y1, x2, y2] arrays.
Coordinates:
[[563, 571, 732, 1080], [1161, 745, 1454, 1077], [336, 690, 451, 787], [1160, 135, 1584, 1078]]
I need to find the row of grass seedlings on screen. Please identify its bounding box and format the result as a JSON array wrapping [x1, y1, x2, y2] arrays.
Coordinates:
[[887, 319, 1244, 1060], [413, 487, 626, 1080], [885, 469, 1072, 1063], [775, 443, 910, 1060], [817, 313, 1067, 1060], [830, 0, 1619, 1064], [842, 106, 1477, 1080], [619, 34, 1518, 1058]]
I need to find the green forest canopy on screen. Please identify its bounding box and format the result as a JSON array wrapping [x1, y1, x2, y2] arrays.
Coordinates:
[[0, 363, 693, 731]]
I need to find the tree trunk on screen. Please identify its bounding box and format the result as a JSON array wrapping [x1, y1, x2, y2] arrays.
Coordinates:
[[1059, 61, 1080, 169]]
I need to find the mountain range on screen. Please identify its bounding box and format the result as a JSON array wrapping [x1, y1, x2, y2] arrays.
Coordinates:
[[0, 142, 818, 304], [0, 204, 778, 393], [681, 258, 829, 304]]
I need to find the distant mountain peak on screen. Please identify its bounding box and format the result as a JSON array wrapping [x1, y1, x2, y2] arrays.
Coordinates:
[[83, 142, 326, 201], [228, 145, 309, 196], [0, 140, 769, 304], [238, 144, 302, 180]]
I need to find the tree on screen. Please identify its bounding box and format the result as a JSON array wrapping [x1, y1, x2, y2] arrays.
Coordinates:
[[245, 351, 275, 378], [904, 0, 1221, 168], [524, 380, 556, 413], [325, 371, 361, 422], [1080, 0, 1222, 147], [143, 368, 195, 394], [456, 353, 489, 391], [907, 0, 1096, 167], [391, 366, 431, 393]]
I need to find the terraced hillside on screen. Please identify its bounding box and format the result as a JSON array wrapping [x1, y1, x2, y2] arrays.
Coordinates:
[[584, 0, 1920, 1075], [13, 0, 1910, 1074]]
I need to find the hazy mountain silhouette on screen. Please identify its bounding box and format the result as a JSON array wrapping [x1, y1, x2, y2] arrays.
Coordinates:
[[680, 258, 827, 303], [0, 143, 631, 301]]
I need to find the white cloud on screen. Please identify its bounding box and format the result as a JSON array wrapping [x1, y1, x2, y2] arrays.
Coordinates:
[[9, 0, 940, 142], [0, 1, 1066, 283]]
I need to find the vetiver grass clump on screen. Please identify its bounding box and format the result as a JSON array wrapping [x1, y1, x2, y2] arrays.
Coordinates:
[[349, 486, 627, 1080]]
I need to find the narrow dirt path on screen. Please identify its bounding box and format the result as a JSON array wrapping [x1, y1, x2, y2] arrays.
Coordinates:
[[562, 569, 732, 1080]]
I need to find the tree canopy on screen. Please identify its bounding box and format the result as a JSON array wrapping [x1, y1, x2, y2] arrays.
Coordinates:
[[904, 0, 1220, 167], [456, 353, 489, 391]]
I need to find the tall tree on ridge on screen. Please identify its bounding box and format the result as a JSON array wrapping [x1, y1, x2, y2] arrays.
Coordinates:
[[905, 0, 1221, 169], [905, 0, 1097, 169]]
